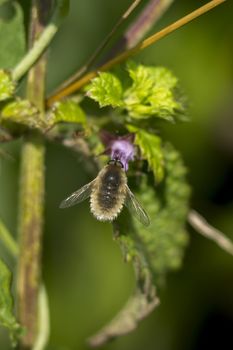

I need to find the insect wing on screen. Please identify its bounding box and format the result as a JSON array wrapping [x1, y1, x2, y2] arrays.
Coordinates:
[[125, 185, 150, 226], [59, 180, 94, 208]]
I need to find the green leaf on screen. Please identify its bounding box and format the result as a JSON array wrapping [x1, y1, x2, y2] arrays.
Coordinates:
[[130, 144, 190, 278], [124, 62, 184, 121], [50, 100, 86, 126], [87, 62, 186, 123], [0, 99, 45, 130], [0, 258, 21, 345], [0, 70, 15, 101], [87, 72, 123, 107], [127, 125, 164, 183], [115, 143, 190, 281], [0, 1, 26, 68]]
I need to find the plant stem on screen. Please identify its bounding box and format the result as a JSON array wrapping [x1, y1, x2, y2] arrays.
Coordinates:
[[53, 0, 142, 93], [105, 0, 174, 58], [11, 0, 66, 82], [188, 210, 233, 256], [17, 134, 45, 348], [0, 219, 18, 257], [17, 0, 50, 348], [47, 0, 226, 106]]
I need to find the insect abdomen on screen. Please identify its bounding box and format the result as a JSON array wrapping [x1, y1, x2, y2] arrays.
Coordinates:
[[90, 165, 127, 221], [98, 169, 120, 209]]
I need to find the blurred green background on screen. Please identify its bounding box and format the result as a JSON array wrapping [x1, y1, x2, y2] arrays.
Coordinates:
[[0, 0, 233, 349]]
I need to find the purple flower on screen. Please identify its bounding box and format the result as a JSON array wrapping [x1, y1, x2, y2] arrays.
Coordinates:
[[100, 131, 135, 171]]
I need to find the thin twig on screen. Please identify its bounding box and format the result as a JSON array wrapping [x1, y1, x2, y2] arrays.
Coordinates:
[[47, 0, 226, 107], [106, 0, 174, 58], [54, 0, 142, 93], [0, 218, 18, 257], [88, 292, 159, 347], [11, 0, 67, 81], [188, 210, 233, 257]]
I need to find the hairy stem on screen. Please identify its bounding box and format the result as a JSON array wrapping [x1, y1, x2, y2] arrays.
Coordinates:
[[17, 134, 45, 348], [17, 0, 50, 348]]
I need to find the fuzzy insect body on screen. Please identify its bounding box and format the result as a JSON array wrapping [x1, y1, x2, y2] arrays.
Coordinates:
[[60, 160, 150, 226], [90, 164, 127, 221]]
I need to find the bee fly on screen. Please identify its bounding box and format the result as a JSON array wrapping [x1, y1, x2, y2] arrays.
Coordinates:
[[60, 159, 150, 226]]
